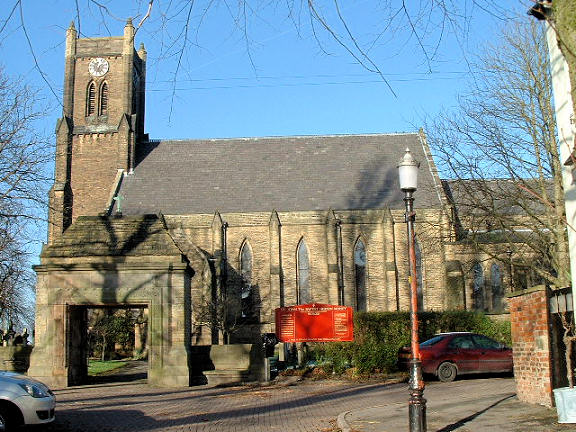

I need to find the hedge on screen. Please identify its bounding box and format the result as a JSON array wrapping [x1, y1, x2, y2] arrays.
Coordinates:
[[311, 310, 511, 375]]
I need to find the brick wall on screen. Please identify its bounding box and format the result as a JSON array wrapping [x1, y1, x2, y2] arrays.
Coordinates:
[[508, 286, 554, 407]]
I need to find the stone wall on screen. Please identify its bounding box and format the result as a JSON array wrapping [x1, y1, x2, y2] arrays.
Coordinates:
[[166, 206, 451, 333], [0, 328, 32, 372], [508, 286, 554, 407], [189, 344, 265, 386], [0, 345, 32, 372], [445, 242, 515, 314]]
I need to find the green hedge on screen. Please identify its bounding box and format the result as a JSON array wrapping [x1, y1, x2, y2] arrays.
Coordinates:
[[312, 311, 511, 375]]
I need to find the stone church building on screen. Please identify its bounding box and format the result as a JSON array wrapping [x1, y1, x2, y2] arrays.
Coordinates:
[[28, 20, 515, 387]]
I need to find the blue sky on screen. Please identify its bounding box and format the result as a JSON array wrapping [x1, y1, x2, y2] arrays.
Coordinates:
[[1, 1, 527, 141]]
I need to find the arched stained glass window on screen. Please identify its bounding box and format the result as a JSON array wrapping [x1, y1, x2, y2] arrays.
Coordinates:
[[297, 239, 310, 304], [491, 263, 503, 312], [99, 82, 109, 115], [472, 262, 485, 311], [354, 239, 367, 311], [446, 260, 465, 309], [240, 241, 252, 318], [87, 82, 96, 116]]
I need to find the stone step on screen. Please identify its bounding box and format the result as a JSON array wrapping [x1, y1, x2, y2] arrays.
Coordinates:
[[203, 368, 256, 386]]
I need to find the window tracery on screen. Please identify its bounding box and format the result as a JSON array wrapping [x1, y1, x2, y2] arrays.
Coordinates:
[[354, 238, 367, 311], [240, 241, 253, 318], [297, 239, 310, 304]]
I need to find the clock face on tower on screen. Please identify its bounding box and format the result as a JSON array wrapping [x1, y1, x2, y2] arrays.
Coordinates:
[[88, 58, 109, 77]]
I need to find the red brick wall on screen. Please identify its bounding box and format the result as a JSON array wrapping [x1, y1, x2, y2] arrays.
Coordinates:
[[509, 287, 554, 407]]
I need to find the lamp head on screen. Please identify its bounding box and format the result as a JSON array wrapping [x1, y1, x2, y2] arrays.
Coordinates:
[[397, 148, 420, 192]]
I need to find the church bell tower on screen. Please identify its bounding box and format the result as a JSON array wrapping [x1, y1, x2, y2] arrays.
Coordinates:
[[48, 19, 147, 242]]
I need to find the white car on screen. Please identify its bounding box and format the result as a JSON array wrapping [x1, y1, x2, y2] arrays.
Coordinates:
[[0, 371, 55, 431]]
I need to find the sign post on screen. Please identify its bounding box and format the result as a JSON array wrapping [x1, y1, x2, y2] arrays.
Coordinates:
[[275, 303, 354, 343]]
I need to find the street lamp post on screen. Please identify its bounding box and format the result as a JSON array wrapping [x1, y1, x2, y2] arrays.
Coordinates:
[[398, 148, 427, 432]]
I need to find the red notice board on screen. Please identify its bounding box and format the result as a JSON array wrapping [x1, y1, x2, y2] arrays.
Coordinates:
[[275, 303, 354, 343]]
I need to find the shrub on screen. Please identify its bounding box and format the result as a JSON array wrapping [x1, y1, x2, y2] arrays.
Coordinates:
[[309, 310, 511, 375]]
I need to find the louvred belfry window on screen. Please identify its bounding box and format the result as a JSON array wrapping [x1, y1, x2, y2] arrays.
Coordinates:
[[99, 82, 108, 115], [87, 82, 96, 116]]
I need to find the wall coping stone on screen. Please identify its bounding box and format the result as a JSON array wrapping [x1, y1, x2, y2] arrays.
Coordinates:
[[34, 261, 189, 273], [507, 285, 547, 299]]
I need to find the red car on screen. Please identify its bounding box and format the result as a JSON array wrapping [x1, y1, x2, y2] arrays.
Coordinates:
[[399, 332, 513, 382]]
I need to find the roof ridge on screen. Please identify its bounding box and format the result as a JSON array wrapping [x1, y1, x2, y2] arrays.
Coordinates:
[[144, 132, 420, 143]]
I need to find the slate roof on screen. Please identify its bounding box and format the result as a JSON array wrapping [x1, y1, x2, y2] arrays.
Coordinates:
[[117, 133, 444, 215], [442, 178, 553, 217]]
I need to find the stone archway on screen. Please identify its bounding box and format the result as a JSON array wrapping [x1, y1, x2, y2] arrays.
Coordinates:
[[28, 215, 209, 388]]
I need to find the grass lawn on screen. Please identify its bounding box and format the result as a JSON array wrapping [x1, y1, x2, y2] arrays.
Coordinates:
[[88, 359, 129, 375]]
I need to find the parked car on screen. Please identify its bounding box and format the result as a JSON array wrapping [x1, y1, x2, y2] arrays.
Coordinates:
[[0, 371, 55, 431], [398, 332, 513, 382]]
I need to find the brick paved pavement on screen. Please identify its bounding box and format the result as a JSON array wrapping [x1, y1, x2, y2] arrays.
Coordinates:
[[340, 377, 573, 432], [39, 370, 551, 432], [44, 378, 402, 432]]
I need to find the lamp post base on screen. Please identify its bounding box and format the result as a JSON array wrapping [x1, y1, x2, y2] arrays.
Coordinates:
[[409, 389, 427, 432], [408, 359, 427, 432]]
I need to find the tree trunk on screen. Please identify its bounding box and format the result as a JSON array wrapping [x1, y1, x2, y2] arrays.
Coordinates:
[[101, 335, 106, 362], [564, 335, 574, 388]]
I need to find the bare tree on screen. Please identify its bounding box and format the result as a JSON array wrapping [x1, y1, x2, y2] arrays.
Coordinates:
[[1, 1, 519, 105], [193, 268, 264, 345], [194, 290, 244, 345], [0, 231, 35, 327], [0, 67, 51, 326], [71, 1, 515, 66], [427, 21, 569, 289], [3, 2, 574, 109]]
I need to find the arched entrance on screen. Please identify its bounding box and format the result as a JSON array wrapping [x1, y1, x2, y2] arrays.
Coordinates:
[[28, 215, 208, 388], [67, 305, 149, 385]]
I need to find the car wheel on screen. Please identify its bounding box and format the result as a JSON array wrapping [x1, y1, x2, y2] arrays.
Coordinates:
[[0, 407, 9, 432], [437, 362, 457, 382], [0, 405, 19, 432]]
